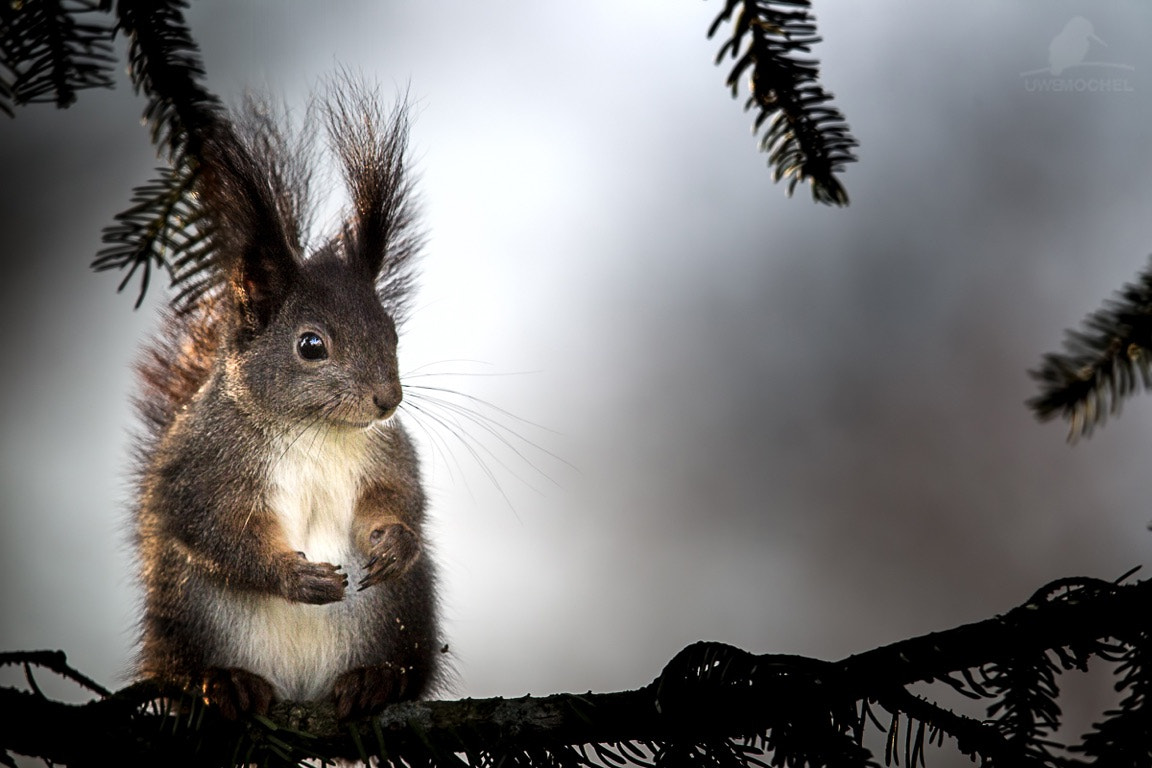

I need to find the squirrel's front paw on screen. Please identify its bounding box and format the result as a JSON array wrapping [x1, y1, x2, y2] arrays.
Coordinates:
[[282, 551, 347, 604], [358, 523, 421, 590], [203, 666, 275, 719]]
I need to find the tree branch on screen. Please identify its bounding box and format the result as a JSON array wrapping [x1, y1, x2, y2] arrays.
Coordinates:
[[3, 576, 1149, 767], [1029, 256, 1152, 441], [0, 0, 116, 113], [707, 0, 857, 205]]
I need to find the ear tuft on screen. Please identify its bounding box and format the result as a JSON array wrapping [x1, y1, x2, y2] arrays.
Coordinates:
[[196, 106, 308, 337], [325, 76, 423, 320]]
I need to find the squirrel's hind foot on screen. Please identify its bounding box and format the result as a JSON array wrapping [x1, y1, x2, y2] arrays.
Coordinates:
[[332, 662, 412, 721], [203, 666, 276, 720]]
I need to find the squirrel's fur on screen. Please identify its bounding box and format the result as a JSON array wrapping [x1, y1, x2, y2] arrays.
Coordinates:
[[131, 82, 439, 720]]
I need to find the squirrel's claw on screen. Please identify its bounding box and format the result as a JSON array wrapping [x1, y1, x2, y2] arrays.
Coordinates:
[[283, 553, 347, 604], [358, 523, 420, 590]]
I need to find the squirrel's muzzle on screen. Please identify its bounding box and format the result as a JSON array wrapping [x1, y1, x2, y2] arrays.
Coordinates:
[[373, 383, 403, 420]]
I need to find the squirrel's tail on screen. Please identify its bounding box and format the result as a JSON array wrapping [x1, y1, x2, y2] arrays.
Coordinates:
[[133, 294, 225, 443]]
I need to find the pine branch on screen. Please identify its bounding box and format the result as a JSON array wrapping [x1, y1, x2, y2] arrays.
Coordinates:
[[873, 687, 1049, 768], [4, 575, 1150, 767], [114, 0, 221, 160], [707, 0, 857, 206], [981, 652, 1064, 764], [0, 649, 111, 698], [92, 0, 223, 307], [92, 158, 208, 308], [0, 0, 116, 112], [1074, 630, 1152, 765], [1028, 257, 1152, 441], [0, 74, 13, 119]]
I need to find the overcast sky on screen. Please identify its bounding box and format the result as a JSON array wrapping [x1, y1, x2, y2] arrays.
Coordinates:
[[3, 1, 1152, 757]]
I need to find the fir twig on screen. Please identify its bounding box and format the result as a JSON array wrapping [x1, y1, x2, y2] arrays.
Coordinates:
[[114, 0, 221, 160], [0, 0, 116, 112], [0, 650, 111, 698], [707, 0, 857, 205], [871, 687, 1042, 768], [93, 0, 223, 307], [1074, 631, 1152, 765], [1028, 257, 1152, 440], [980, 652, 1064, 764], [92, 158, 208, 308]]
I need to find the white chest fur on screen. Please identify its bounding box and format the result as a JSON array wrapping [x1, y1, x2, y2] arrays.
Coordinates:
[[267, 427, 368, 562], [209, 426, 377, 700]]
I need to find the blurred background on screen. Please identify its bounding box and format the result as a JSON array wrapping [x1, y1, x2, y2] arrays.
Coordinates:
[[3, 0, 1152, 759]]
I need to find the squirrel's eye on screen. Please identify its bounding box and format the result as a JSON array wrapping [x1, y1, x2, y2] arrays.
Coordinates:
[[297, 332, 328, 361]]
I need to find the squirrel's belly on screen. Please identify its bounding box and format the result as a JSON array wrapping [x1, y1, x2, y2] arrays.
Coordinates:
[[206, 565, 375, 700], [208, 426, 374, 700]]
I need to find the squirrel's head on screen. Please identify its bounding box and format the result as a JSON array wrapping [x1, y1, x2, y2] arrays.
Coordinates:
[[195, 84, 421, 433], [223, 248, 404, 431]]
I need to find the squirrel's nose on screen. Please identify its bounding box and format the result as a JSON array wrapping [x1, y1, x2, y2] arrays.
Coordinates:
[[373, 385, 402, 418]]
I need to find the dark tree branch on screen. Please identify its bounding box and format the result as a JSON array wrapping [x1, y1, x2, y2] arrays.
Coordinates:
[[92, 0, 223, 308], [0, 0, 116, 114], [873, 687, 1049, 768], [0, 650, 111, 698], [3, 576, 1150, 767], [707, 0, 858, 206], [1074, 629, 1152, 764], [113, 0, 221, 159], [92, 160, 207, 308], [832, 576, 1142, 696], [1029, 256, 1152, 441]]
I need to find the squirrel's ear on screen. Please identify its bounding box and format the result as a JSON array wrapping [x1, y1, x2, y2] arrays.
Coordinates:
[[231, 246, 298, 331], [199, 122, 302, 333], [326, 84, 421, 302]]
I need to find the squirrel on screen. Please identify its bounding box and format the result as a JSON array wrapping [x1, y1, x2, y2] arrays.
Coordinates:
[[129, 83, 440, 721]]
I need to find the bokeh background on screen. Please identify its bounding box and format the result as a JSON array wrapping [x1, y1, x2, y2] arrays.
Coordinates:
[[3, 0, 1152, 759]]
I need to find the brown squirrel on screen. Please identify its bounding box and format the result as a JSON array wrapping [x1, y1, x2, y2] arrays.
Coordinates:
[[130, 84, 440, 721]]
